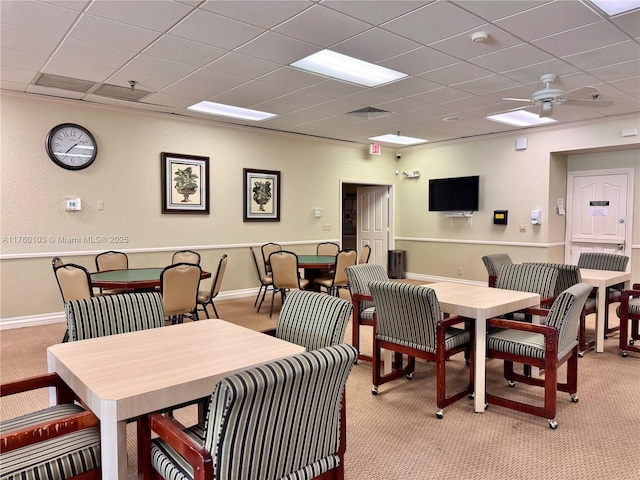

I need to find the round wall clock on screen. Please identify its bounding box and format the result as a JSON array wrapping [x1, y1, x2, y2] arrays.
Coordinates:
[[45, 123, 98, 170]]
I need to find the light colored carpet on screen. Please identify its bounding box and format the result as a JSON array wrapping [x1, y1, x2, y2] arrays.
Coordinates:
[[1, 293, 638, 479]]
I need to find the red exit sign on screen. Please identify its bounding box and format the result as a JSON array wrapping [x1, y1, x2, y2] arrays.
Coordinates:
[[369, 144, 381, 155]]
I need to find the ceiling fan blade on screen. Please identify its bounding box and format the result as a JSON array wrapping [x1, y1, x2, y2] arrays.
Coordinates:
[[502, 97, 532, 102], [566, 99, 613, 107], [562, 86, 598, 100], [539, 104, 553, 118]]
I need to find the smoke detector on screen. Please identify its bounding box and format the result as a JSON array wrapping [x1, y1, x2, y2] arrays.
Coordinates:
[[471, 31, 489, 43]]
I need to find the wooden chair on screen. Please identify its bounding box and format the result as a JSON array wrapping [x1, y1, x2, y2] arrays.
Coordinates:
[[344, 263, 389, 363], [485, 283, 592, 429], [262, 289, 352, 351], [0, 373, 101, 479], [249, 246, 273, 313], [171, 249, 201, 265], [137, 344, 357, 480], [577, 252, 629, 338], [160, 262, 202, 324], [196, 254, 227, 318], [315, 249, 357, 296], [260, 242, 281, 274], [358, 244, 371, 264], [53, 262, 94, 343], [268, 250, 310, 318], [317, 241, 340, 256], [619, 283, 640, 358], [369, 281, 474, 419], [482, 253, 512, 285]]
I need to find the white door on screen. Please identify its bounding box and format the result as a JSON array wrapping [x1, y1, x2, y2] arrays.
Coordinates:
[[357, 186, 389, 268], [565, 169, 633, 268]]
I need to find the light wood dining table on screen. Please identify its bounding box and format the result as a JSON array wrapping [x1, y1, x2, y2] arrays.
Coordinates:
[[425, 282, 540, 413], [47, 320, 305, 479], [579, 268, 631, 353]]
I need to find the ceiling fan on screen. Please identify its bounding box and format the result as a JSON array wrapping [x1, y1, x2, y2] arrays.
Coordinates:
[[502, 74, 613, 117]]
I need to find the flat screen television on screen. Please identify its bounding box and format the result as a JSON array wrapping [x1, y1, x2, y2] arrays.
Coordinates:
[[428, 175, 479, 212]]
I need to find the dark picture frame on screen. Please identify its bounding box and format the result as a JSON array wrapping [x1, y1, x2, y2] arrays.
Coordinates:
[[161, 152, 210, 214], [243, 168, 280, 222]]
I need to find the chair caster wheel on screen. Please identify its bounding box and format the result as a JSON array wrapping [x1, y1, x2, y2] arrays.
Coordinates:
[[630, 339, 635, 345], [621, 351, 628, 358], [548, 419, 558, 429], [465, 359, 471, 366], [578, 351, 584, 358], [406, 373, 413, 380], [604, 335, 609, 339], [484, 403, 489, 411], [570, 394, 579, 403], [468, 393, 474, 400], [371, 386, 378, 395], [507, 380, 516, 388], [436, 410, 443, 419]]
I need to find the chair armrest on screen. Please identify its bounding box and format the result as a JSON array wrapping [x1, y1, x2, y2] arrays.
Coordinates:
[[520, 306, 551, 317], [144, 413, 213, 480], [1, 410, 99, 453], [620, 289, 640, 319], [488, 275, 497, 287], [540, 296, 555, 307], [1, 373, 77, 406], [487, 317, 555, 336], [352, 293, 373, 303], [261, 327, 277, 337], [438, 315, 472, 329]]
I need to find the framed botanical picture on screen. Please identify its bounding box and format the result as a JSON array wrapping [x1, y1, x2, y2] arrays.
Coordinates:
[[161, 152, 210, 214], [243, 168, 280, 222]]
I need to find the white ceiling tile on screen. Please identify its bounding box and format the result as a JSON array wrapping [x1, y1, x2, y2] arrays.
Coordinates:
[[27, 84, 86, 99], [468, 44, 554, 73], [332, 28, 421, 63], [563, 41, 640, 71], [259, 67, 326, 89], [236, 32, 318, 65], [121, 55, 197, 82], [343, 89, 402, 107], [55, 38, 136, 68], [453, 74, 520, 95], [224, 81, 294, 103], [144, 36, 227, 67], [0, 24, 61, 56], [500, 59, 579, 83], [419, 62, 492, 86], [252, 99, 304, 115], [274, 89, 334, 108], [410, 86, 470, 104], [611, 9, 640, 38], [200, 0, 312, 29], [139, 92, 195, 109], [429, 25, 522, 60], [451, 1, 550, 22], [159, 81, 225, 100], [383, 1, 485, 45], [322, 1, 428, 26], [274, 4, 371, 47], [0, 1, 80, 35], [207, 52, 280, 79], [300, 79, 364, 99], [494, 1, 602, 41], [85, 0, 194, 32], [589, 60, 640, 82], [376, 77, 443, 97], [69, 14, 160, 52], [1, 65, 38, 84], [105, 70, 174, 92], [379, 46, 459, 76], [167, 9, 263, 50], [533, 21, 630, 57], [42, 57, 114, 83], [1, 47, 48, 71], [183, 68, 249, 90]]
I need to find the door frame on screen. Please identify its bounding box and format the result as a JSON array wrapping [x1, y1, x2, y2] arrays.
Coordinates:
[[564, 167, 634, 267], [339, 179, 395, 251]]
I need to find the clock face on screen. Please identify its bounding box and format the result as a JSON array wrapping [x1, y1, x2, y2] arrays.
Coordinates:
[[45, 123, 97, 170]]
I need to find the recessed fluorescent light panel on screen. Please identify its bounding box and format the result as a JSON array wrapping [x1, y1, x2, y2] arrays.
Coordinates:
[[291, 50, 407, 87], [588, 0, 640, 15], [369, 134, 428, 145], [187, 101, 277, 121], [486, 110, 556, 127]]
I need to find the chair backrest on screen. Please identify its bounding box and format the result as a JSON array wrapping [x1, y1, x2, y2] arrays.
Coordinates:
[[65, 292, 164, 341], [95, 250, 128, 271], [496, 264, 558, 299], [345, 263, 389, 310], [261, 243, 281, 273], [53, 263, 93, 303], [51, 256, 64, 269], [203, 343, 357, 480], [358, 245, 371, 264], [276, 290, 353, 351], [332, 249, 358, 285], [207, 254, 228, 299], [160, 263, 202, 317], [250, 246, 269, 284], [544, 283, 593, 359], [316, 242, 340, 256], [482, 253, 513, 277], [269, 250, 301, 290], [369, 281, 441, 349], [172, 250, 201, 265], [524, 262, 582, 296], [577, 252, 629, 272]]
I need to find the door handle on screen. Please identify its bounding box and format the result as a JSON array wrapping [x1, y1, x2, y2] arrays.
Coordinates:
[[617, 242, 625, 251]]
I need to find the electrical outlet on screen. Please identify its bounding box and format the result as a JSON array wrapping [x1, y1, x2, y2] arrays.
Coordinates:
[[457, 268, 462, 275], [519, 225, 527, 232], [322, 224, 331, 231]]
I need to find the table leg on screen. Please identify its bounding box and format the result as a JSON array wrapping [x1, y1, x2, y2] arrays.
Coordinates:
[[100, 403, 128, 479], [595, 283, 606, 353], [474, 313, 486, 413]]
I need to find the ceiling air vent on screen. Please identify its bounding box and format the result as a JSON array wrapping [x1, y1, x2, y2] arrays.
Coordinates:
[[35, 73, 96, 93], [93, 83, 151, 102], [346, 106, 393, 119]]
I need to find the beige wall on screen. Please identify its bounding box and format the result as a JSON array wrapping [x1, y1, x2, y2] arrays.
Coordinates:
[[1, 92, 639, 325]]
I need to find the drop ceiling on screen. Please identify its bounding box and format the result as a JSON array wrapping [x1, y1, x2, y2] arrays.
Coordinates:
[[1, 0, 639, 146]]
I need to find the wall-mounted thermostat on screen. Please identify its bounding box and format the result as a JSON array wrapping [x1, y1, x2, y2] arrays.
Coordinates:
[[65, 197, 81, 211], [493, 210, 508, 225]]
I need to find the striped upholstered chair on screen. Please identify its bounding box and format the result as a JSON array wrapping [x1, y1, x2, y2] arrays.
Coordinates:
[[486, 283, 592, 429], [344, 263, 389, 363], [65, 291, 164, 341], [264, 289, 352, 351], [577, 252, 629, 338], [368, 281, 474, 419], [482, 253, 513, 285], [619, 284, 640, 358], [0, 373, 101, 479], [138, 344, 358, 480]]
